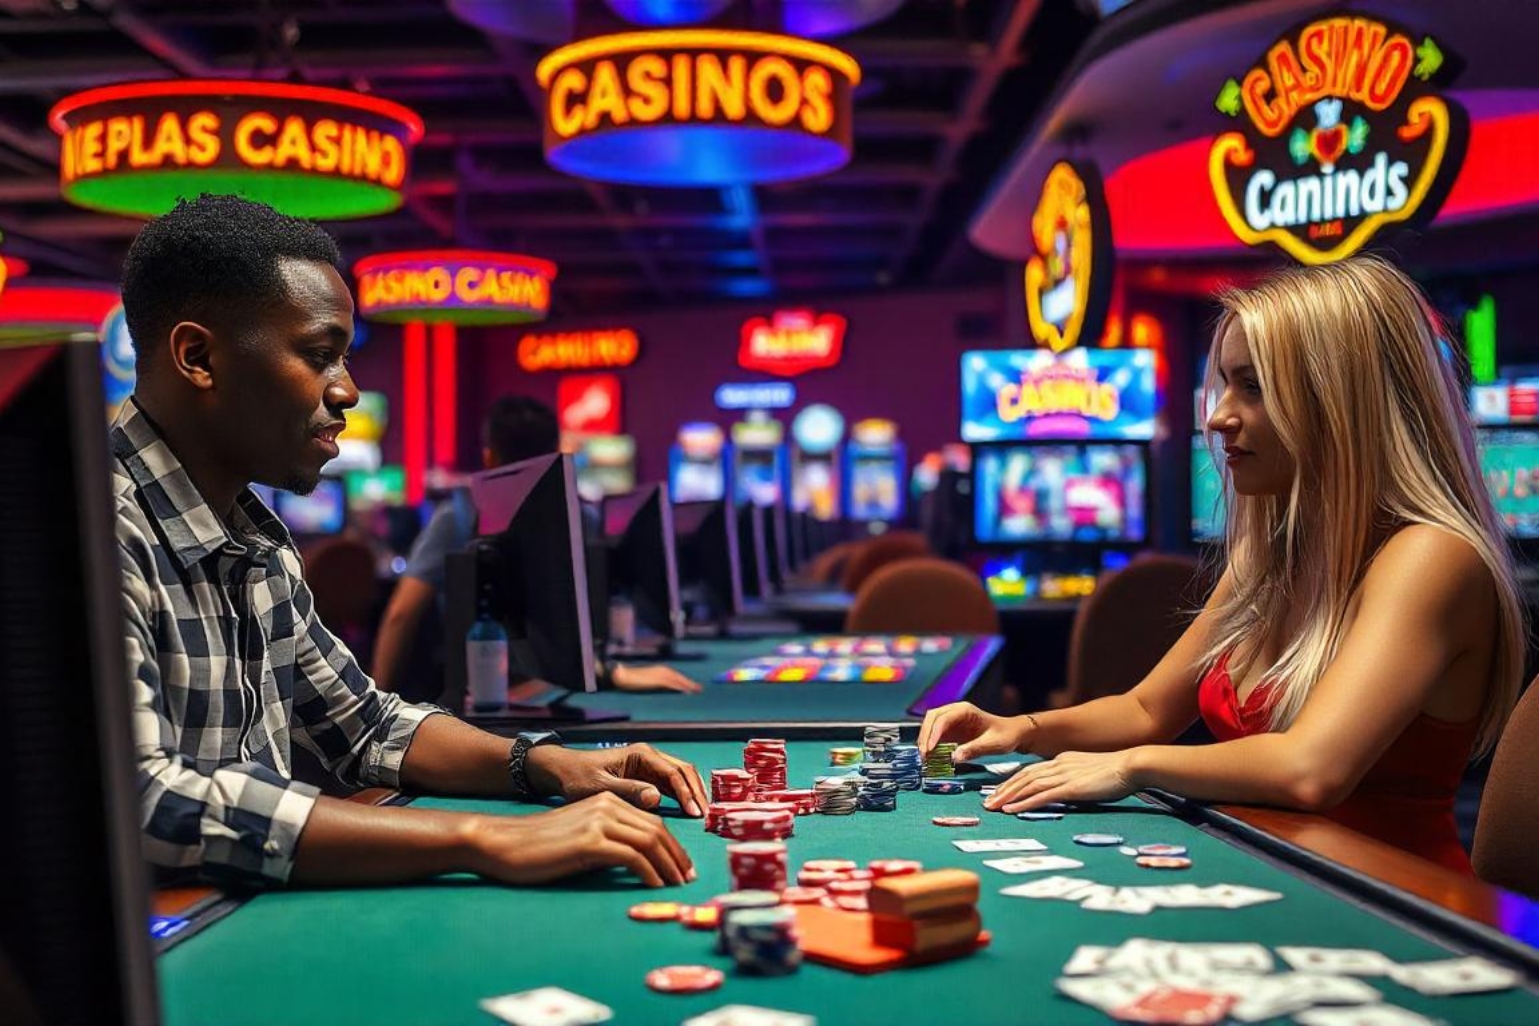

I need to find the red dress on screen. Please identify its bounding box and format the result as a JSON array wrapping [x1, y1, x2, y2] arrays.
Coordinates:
[[1197, 655, 1477, 874]]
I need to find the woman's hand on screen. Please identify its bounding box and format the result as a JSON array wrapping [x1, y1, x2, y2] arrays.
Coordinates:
[[918, 701, 1034, 763], [983, 750, 1138, 813]]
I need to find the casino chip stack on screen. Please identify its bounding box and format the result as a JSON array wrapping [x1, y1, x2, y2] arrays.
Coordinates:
[[922, 778, 965, 795], [868, 868, 983, 957], [856, 764, 899, 812], [761, 789, 817, 815], [923, 742, 958, 778], [711, 768, 754, 803], [743, 739, 788, 797], [718, 807, 796, 842], [712, 891, 781, 954], [727, 841, 788, 892], [723, 905, 802, 976], [828, 746, 863, 767], [813, 776, 858, 815], [863, 724, 900, 763], [888, 744, 923, 790]]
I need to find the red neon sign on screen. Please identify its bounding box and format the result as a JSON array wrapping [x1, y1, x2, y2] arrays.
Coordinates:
[[516, 328, 640, 372], [738, 308, 846, 377], [557, 374, 623, 436], [354, 250, 557, 325]]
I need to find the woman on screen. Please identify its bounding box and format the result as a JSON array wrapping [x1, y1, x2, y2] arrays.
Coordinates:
[[919, 256, 1525, 874]]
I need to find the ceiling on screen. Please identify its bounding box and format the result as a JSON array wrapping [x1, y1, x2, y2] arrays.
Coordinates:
[[0, 0, 1097, 316]]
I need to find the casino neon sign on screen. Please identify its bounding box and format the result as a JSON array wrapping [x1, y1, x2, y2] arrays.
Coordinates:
[[354, 250, 556, 325], [738, 308, 846, 377], [998, 365, 1119, 425], [516, 328, 640, 372], [1210, 15, 1466, 265], [1023, 161, 1113, 353], [48, 81, 423, 220], [535, 30, 859, 185]]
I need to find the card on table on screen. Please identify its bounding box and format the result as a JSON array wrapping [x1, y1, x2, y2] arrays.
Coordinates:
[[1388, 955, 1522, 995], [1110, 984, 1236, 1025], [1293, 1005, 1440, 1026], [1000, 875, 1097, 899], [1056, 975, 1157, 1014], [1079, 888, 1157, 915], [1198, 883, 1284, 909], [952, 838, 1048, 853], [1276, 946, 1398, 976], [479, 987, 613, 1026], [983, 854, 1085, 874], [982, 761, 1026, 777], [683, 1005, 817, 1026]]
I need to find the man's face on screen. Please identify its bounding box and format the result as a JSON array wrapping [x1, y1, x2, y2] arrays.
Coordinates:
[[214, 258, 359, 495]]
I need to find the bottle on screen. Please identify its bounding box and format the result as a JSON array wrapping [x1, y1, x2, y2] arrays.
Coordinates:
[[466, 584, 509, 714]]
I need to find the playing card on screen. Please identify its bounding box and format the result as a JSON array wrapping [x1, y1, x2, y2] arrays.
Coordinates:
[[682, 1006, 817, 1026], [1110, 984, 1236, 1025], [1079, 887, 1156, 915], [1276, 946, 1397, 976], [983, 761, 1025, 777], [1294, 1005, 1439, 1026], [1143, 884, 1215, 909], [1063, 944, 1115, 976], [952, 838, 1048, 853], [479, 987, 613, 1026], [1178, 943, 1273, 974], [1226, 973, 1380, 1022], [983, 854, 1084, 874], [1102, 939, 1185, 978], [1056, 975, 1157, 1014], [1388, 955, 1522, 995], [1197, 883, 1284, 909], [999, 875, 1095, 899]]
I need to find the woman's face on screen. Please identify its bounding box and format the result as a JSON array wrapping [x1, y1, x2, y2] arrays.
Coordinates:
[[1207, 324, 1295, 496]]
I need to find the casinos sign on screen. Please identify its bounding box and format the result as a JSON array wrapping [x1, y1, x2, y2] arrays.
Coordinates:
[[1023, 161, 1113, 354], [354, 250, 556, 325], [1210, 15, 1467, 265]]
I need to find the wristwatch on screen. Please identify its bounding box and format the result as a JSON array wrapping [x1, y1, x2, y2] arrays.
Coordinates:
[[506, 730, 563, 799]]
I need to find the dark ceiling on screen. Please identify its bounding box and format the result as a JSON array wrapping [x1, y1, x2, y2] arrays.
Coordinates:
[[0, 0, 1096, 316]]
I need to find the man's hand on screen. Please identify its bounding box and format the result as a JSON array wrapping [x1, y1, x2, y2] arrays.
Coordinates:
[[612, 663, 704, 694], [463, 793, 696, 887], [526, 743, 708, 817]]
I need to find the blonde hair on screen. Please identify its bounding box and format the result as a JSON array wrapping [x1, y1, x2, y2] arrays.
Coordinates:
[[1200, 255, 1524, 755]]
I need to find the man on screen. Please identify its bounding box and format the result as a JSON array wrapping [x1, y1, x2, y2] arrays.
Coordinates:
[[116, 194, 706, 890], [371, 395, 702, 698]]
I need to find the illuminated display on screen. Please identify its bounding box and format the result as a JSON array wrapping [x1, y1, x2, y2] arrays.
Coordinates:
[[960, 348, 1157, 442], [516, 327, 640, 372], [846, 418, 904, 522], [557, 374, 624, 436], [1210, 15, 1467, 265], [1024, 161, 1113, 353], [715, 380, 797, 410], [739, 308, 846, 377], [48, 81, 423, 219], [354, 250, 556, 325], [100, 303, 134, 421], [0, 283, 121, 345], [535, 30, 859, 185], [791, 403, 845, 455]]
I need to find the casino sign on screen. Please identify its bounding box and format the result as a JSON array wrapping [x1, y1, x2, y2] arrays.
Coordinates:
[[516, 328, 640, 372], [738, 308, 846, 377], [354, 250, 556, 325], [1210, 15, 1467, 265], [1023, 161, 1113, 354]]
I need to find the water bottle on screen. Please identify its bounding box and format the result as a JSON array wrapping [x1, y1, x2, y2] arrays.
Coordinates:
[[466, 592, 509, 714]]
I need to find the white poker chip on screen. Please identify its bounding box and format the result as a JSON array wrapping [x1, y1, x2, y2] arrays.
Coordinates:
[[1072, 833, 1125, 847], [1118, 846, 1139, 857], [1016, 811, 1064, 821], [1136, 843, 1188, 857]]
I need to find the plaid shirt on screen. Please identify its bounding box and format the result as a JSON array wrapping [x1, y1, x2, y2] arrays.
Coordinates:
[[113, 400, 441, 887]]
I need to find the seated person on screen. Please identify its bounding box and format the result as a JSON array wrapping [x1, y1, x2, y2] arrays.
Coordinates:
[[920, 255, 1524, 875], [371, 395, 700, 699], [117, 194, 706, 890]]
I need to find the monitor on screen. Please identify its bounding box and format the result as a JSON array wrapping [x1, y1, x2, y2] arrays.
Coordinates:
[[736, 501, 773, 599], [601, 485, 684, 642], [272, 476, 347, 536], [673, 498, 744, 627], [847, 448, 904, 521], [972, 442, 1147, 544], [1191, 436, 1227, 544], [1479, 428, 1539, 539], [960, 348, 1158, 442], [0, 342, 158, 1025], [344, 465, 406, 512]]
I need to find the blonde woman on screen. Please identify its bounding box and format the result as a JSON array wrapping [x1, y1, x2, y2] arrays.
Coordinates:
[[920, 256, 1525, 873]]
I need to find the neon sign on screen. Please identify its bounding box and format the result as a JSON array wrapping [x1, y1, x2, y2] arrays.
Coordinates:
[[1210, 15, 1467, 265], [1024, 161, 1113, 353], [516, 328, 640, 372], [738, 308, 846, 377], [48, 81, 423, 220], [960, 349, 1157, 442], [715, 381, 797, 410], [354, 250, 556, 325], [557, 374, 623, 435], [535, 30, 859, 185]]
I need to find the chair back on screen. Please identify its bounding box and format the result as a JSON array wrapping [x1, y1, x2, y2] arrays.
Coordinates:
[[300, 536, 379, 635], [846, 557, 999, 635], [1472, 677, 1539, 899], [838, 530, 931, 595]]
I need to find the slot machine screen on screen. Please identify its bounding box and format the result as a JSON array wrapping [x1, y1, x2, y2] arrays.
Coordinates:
[[1480, 428, 1539, 539], [1191, 437, 1227, 544], [973, 443, 1146, 544]]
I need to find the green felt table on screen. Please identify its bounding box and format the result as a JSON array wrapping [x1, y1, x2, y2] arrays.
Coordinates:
[[158, 740, 1539, 1026]]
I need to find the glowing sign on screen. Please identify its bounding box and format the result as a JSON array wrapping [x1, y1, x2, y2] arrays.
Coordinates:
[[739, 308, 846, 377], [535, 30, 859, 185], [731, 417, 784, 448], [557, 374, 624, 435], [1210, 15, 1467, 265], [791, 403, 845, 455], [0, 283, 121, 345], [960, 349, 1157, 442], [354, 250, 556, 325], [516, 328, 640, 372], [1024, 161, 1113, 353], [715, 381, 797, 410], [850, 418, 897, 447], [48, 81, 423, 220]]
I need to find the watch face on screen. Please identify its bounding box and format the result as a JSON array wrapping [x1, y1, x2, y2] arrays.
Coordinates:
[[517, 730, 560, 746]]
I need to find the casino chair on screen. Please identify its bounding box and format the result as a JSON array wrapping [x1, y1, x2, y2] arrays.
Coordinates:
[[300, 534, 380, 654], [1472, 676, 1539, 899], [1050, 552, 1207, 709], [797, 538, 863, 588], [845, 557, 1000, 636], [838, 530, 932, 596]]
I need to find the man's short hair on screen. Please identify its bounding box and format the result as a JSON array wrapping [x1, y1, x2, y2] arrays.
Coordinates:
[[483, 396, 560, 466], [120, 193, 344, 370]]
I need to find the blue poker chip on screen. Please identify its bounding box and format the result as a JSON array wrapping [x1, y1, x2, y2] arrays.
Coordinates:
[[1072, 833, 1125, 847], [1016, 811, 1064, 821], [1136, 843, 1188, 857]]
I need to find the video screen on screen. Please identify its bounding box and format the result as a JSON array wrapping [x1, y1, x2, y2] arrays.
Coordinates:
[[1480, 429, 1539, 538], [960, 348, 1157, 443], [973, 443, 1146, 544], [345, 466, 406, 512], [1191, 437, 1227, 543], [849, 456, 901, 521], [735, 448, 783, 506], [273, 477, 347, 535]]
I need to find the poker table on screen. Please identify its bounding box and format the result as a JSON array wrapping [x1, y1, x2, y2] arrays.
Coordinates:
[[156, 739, 1539, 1026], [475, 635, 1004, 739]]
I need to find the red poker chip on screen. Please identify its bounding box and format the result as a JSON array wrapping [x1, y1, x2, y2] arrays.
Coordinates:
[[832, 894, 869, 912], [868, 859, 923, 878], [802, 859, 858, 873], [645, 965, 725, 994], [932, 815, 982, 827], [678, 905, 720, 929], [827, 878, 872, 895], [797, 869, 841, 887], [1135, 855, 1193, 870], [779, 886, 829, 904], [628, 901, 683, 921]]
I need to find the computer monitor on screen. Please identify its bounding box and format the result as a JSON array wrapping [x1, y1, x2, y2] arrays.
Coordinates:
[[672, 498, 744, 628], [0, 342, 158, 1025], [602, 484, 684, 643], [272, 476, 347, 536], [1191, 436, 1227, 545], [1479, 427, 1539, 540], [736, 501, 773, 599], [972, 442, 1147, 545]]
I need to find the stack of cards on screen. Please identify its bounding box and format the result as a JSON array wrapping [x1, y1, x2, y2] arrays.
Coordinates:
[[1000, 874, 1283, 914], [1053, 938, 1521, 1024]]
